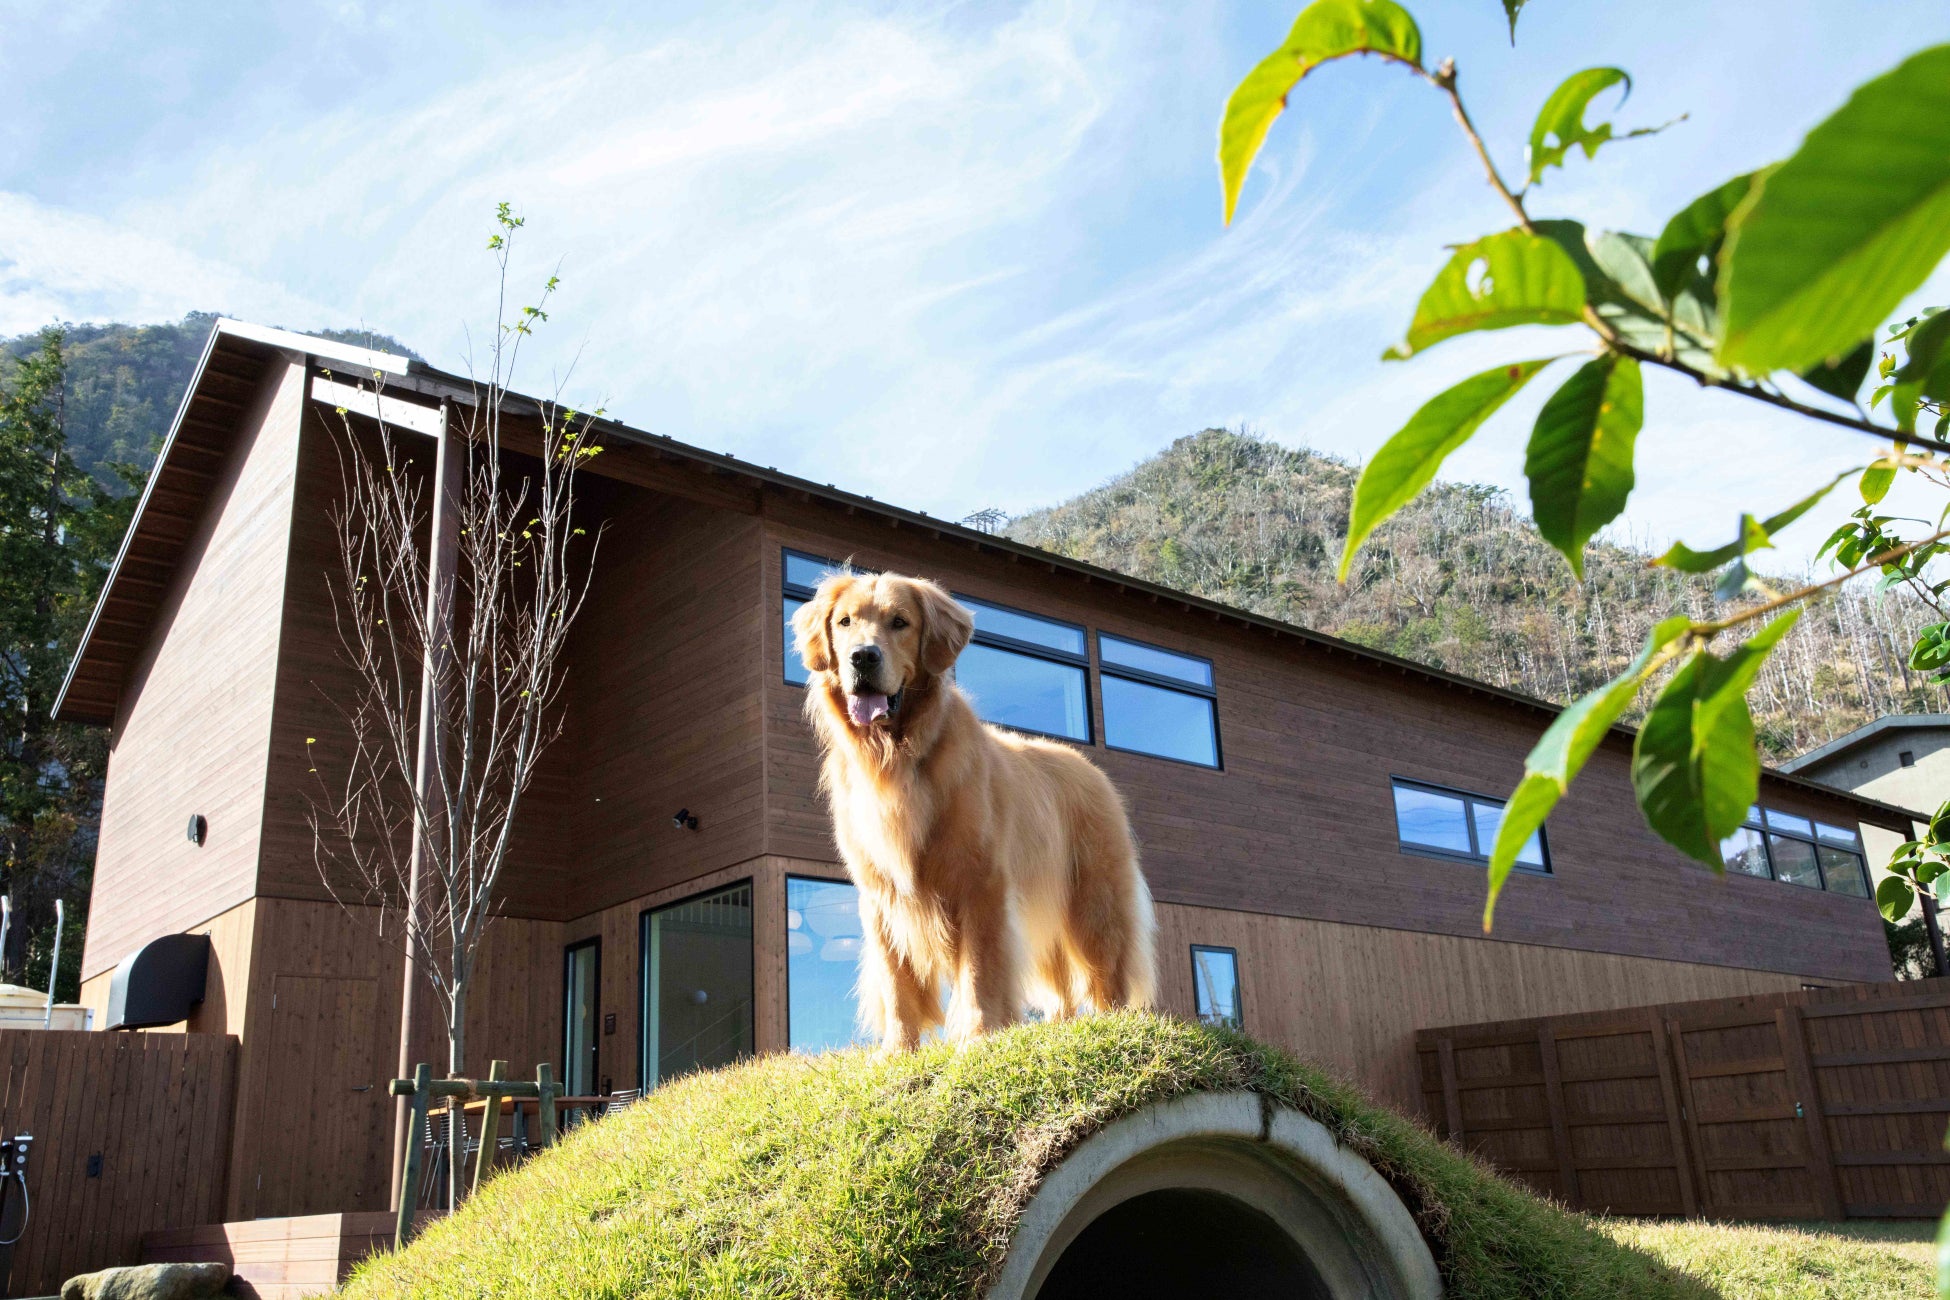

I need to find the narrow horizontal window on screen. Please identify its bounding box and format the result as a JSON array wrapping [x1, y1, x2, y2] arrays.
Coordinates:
[[1098, 633, 1220, 768], [1190, 945, 1242, 1029], [1391, 779, 1549, 873], [962, 596, 1087, 657], [1099, 634, 1213, 689], [955, 596, 1091, 743], [1762, 808, 1814, 839]]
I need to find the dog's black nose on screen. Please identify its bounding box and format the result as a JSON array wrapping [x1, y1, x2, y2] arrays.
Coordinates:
[[850, 645, 882, 672]]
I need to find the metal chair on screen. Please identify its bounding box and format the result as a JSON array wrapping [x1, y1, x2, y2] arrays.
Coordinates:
[[603, 1089, 640, 1118]]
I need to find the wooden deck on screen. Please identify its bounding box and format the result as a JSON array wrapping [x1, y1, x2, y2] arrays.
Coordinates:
[[143, 1212, 404, 1299]]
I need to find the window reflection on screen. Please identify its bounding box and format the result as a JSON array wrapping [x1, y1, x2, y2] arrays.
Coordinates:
[[787, 877, 870, 1055], [957, 642, 1090, 741], [641, 883, 754, 1088], [1191, 945, 1242, 1029]]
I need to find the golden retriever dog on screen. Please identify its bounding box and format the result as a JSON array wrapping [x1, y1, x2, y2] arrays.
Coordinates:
[[792, 570, 1157, 1050]]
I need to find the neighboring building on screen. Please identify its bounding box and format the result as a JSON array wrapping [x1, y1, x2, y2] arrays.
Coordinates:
[[1783, 714, 1950, 917], [58, 321, 1910, 1224]]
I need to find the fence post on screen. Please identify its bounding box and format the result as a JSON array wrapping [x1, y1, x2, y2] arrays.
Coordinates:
[[472, 1060, 508, 1197], [536, 1061, 558, 1149], [392, 1062, 432, 1249], [1646, 1007, 1699, 1217], [1778, 1005, 1845, 1219], [1537, 1027, 1580, 1209], [1436, 1037, 1464, 1148]]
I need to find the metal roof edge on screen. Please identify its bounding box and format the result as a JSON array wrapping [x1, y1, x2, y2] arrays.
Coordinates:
[[51, 320, 229, 725]]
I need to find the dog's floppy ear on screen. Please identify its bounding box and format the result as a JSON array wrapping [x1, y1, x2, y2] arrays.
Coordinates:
[[914, 580, 974, 676], [791, 576, 842, 674]]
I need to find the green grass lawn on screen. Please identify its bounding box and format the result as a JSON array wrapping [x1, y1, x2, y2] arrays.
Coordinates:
[[1602, 1218, 1935, 1300], [341, 1013, 1937, 1299]]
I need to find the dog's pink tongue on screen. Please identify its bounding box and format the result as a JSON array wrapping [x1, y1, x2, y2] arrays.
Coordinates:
[[846, 693, 890, 726]]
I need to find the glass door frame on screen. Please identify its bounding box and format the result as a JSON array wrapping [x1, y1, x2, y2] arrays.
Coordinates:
[[561, 937, 601, 1097], [638, 878, 757, 1090]]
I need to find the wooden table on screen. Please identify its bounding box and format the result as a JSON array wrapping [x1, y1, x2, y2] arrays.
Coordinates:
[[446, 1094, 609, 1159]]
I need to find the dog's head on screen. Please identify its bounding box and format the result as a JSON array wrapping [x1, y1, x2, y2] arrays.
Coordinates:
[[791, 571, 973, 731]]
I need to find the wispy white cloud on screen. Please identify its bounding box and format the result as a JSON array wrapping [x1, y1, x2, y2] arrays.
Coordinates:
[[1, 0, 1945, 570]]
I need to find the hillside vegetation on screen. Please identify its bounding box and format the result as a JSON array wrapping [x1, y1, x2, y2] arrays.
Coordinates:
[[1008, 428, 1941, 758], [2, 312, 416, 483]]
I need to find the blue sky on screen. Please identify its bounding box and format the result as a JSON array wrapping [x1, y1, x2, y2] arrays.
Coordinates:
[[3, 1, 1946, 562]]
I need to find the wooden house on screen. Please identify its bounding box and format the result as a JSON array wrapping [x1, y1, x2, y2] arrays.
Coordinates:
[[58, 320, 1910, 1223]]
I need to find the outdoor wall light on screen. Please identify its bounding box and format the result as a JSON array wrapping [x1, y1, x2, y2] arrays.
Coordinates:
[[672, 808, 700, 831], [186, 814, 207, 847]]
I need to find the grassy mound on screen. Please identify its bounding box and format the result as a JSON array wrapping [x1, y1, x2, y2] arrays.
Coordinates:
[[342, 1014, 1917, 1299]]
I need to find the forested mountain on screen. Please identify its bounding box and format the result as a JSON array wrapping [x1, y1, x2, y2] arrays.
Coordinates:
[[1008, 428, 1942, 759]]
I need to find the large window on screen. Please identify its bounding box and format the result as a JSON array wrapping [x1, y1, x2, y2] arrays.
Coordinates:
[[1719, 807, 1870, 897], [956, 596, 1091, 742], [1190, 945, 1242, 1029], [1391, 779, 1549, 872], [1099, 634, 1220, 768], [787, 876, 870, 1054], [562, 939, 599, 1097], [640, 882, 754, 1088]]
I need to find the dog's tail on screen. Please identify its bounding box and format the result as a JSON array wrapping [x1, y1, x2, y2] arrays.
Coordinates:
[[1122, 866, 1159, 1010]]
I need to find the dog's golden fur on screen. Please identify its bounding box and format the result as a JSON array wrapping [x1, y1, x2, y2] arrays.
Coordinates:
[[792, 570, 1157, 1049]]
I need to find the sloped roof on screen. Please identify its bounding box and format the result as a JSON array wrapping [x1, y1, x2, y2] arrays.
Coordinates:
[[54, 319, 1919, 828], [1781, 713, 1950, 775]]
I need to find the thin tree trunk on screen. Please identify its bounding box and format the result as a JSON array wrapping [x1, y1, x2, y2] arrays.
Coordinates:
[[447, 981, 467, 1208]]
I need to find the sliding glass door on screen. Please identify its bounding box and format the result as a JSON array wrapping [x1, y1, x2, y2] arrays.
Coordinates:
[[640, 882, 754, 1088]]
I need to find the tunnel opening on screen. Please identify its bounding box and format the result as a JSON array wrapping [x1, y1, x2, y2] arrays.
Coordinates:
[[1034, 1187, 1331, 1300]]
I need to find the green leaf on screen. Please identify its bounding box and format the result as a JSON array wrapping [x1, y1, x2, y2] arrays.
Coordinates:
[[1501, 0, 1525, 43], [1892, 310, 1950, 433], [1483, 614, 1691, 930], [1385, 229, 1586, 359], [1526, 354, 1644, 579], [1524, 68, 1675, 187], [1799, 339, 1875, 404], [1654, 470, 1852, 572], [1340, 358, 1560, 581], [1651, 171, 1757, 301], [1538, 220, 1719, 372], [1860, 462, 1898, 505], [1631, 611, 1802, 868], [1218, 0, 1423, 224], [1718, 46, 1950, 374], [1879, 873, 1917, 921], [1910, 622, 1950, 673]]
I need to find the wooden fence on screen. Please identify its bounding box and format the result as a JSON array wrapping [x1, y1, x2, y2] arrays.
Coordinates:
[[0, 1030, 237, 1296], [1416, 981, 1950, 1219]]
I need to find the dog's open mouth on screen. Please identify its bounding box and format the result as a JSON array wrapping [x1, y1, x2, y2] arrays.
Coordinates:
[[845, 690, 902, 728]]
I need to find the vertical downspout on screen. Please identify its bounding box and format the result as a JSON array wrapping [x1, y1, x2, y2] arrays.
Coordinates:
[[391, 400, 461, 1209]]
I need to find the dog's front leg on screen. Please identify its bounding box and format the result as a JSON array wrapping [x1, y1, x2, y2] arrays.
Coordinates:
[[857, 889, 940, 1053], [948, 883, 1024, 1044]]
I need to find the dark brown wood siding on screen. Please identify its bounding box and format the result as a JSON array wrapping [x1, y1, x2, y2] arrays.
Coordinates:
[[757, 495, 1893, 986], [81, 358, 306, 982]]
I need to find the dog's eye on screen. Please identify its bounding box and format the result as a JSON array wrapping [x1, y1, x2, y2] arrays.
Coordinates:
[[836, 615, 851, 627], [890, 615, 908, 629]]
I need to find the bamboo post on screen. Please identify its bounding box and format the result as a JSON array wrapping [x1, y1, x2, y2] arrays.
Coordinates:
[[537, 1062, 558, 1149], [391, 1063, 433, 1249], [472, 1060, 508, 1197]]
